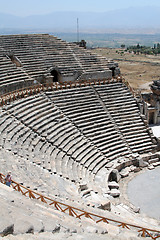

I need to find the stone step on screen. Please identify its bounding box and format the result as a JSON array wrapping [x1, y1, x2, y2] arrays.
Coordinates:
[[98, 141, 126, 152], [103, 147, 129, 159], [11, 95, 44, 113], [47, 125, 77, 144], [90, 133, 120, 145], [81, 151, 105, 169], [18, 103, 52, 123], [38, 118, 67, 135]]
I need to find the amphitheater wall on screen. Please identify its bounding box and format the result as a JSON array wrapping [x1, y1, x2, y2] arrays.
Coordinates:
[[77, 70, 112, 82], [141, 93, 160, 125], [0, 79, 34, 95]]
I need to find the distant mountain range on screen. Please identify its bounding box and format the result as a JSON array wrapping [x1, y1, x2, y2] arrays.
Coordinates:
[[0, 6, 160, 32]]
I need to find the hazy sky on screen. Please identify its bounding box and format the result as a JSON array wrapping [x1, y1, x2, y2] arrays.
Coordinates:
[[0, 0, 160, 16]]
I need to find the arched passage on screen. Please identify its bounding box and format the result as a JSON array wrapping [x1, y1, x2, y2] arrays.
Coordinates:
[[110, 67, 115, 77], [108, 169, 119, 182], [50, 69, 59, 82]]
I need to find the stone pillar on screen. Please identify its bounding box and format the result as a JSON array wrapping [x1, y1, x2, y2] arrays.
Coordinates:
[[138, 102, 144, 115], [144, 102, 149, 122], [157, 101, 160, 124]]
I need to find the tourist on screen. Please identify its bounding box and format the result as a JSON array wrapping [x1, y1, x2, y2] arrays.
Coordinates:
[[0, 173, 3, 183], [5, 172, 12, 187]]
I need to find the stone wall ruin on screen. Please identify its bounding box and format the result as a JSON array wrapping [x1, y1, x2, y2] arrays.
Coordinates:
[[139, 80, 160, 125]]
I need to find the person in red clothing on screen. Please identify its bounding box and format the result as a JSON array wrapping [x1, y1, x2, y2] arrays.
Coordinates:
[[0, 173, 3, 183], [5, 172, 12, 187]]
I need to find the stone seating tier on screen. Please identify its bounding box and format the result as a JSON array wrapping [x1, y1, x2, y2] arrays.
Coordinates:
[[0, 81, 156, 196], [0, 94, 110, 191], [0, 34, 119, 91], [1, 178, 158, 238]]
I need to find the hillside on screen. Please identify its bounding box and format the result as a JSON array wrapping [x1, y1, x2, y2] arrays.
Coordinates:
[[0, 6, 160, 31]]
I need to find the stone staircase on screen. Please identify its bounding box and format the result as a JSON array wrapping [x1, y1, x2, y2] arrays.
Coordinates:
[[0, 81, 160, 239], [94, 83, 156, 154], [0, 94, 108, 193], [46, 82, 156, 159], [0, 34, 119, 91], [0, 81, 157, 195], [0, 52, 34, 94], [0, 171, 159, 239]]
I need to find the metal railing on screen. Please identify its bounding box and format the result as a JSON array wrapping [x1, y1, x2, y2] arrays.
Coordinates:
[[0, 173, 159, 239]]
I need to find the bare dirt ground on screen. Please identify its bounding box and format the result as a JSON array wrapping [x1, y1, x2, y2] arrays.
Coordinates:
[[92, 48, 160, 92]]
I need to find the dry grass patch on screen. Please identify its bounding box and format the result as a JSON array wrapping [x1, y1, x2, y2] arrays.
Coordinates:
[[93, 48, 160, 92]]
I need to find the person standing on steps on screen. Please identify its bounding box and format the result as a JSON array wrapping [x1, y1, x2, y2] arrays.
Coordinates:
[[5, 171, 12, 187]]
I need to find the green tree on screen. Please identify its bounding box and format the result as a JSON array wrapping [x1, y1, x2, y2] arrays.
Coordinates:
[[137, 43, 140, 49], [121, 44, 125, 48]]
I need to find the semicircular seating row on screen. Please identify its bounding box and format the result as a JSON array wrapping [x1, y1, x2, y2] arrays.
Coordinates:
[[0, 52, 34, 95], [0, 34, 113, 84], [0, 82, 155, 190], [0, 95, 107, 191]]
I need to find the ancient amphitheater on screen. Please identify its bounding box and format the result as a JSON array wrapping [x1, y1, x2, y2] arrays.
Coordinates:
[[0, 34, 160, 240]]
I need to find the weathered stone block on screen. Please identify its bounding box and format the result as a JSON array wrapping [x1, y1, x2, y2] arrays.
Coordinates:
[[0, 224, 14, 237], [108, 181, 119, 189], [138, 157, 149, 167], [98, 200, 111, 211], [110, 189, 120, 197], [120, 169, 129, 178], [148, 165, 155, 170], [79, 182, 88, 191]]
